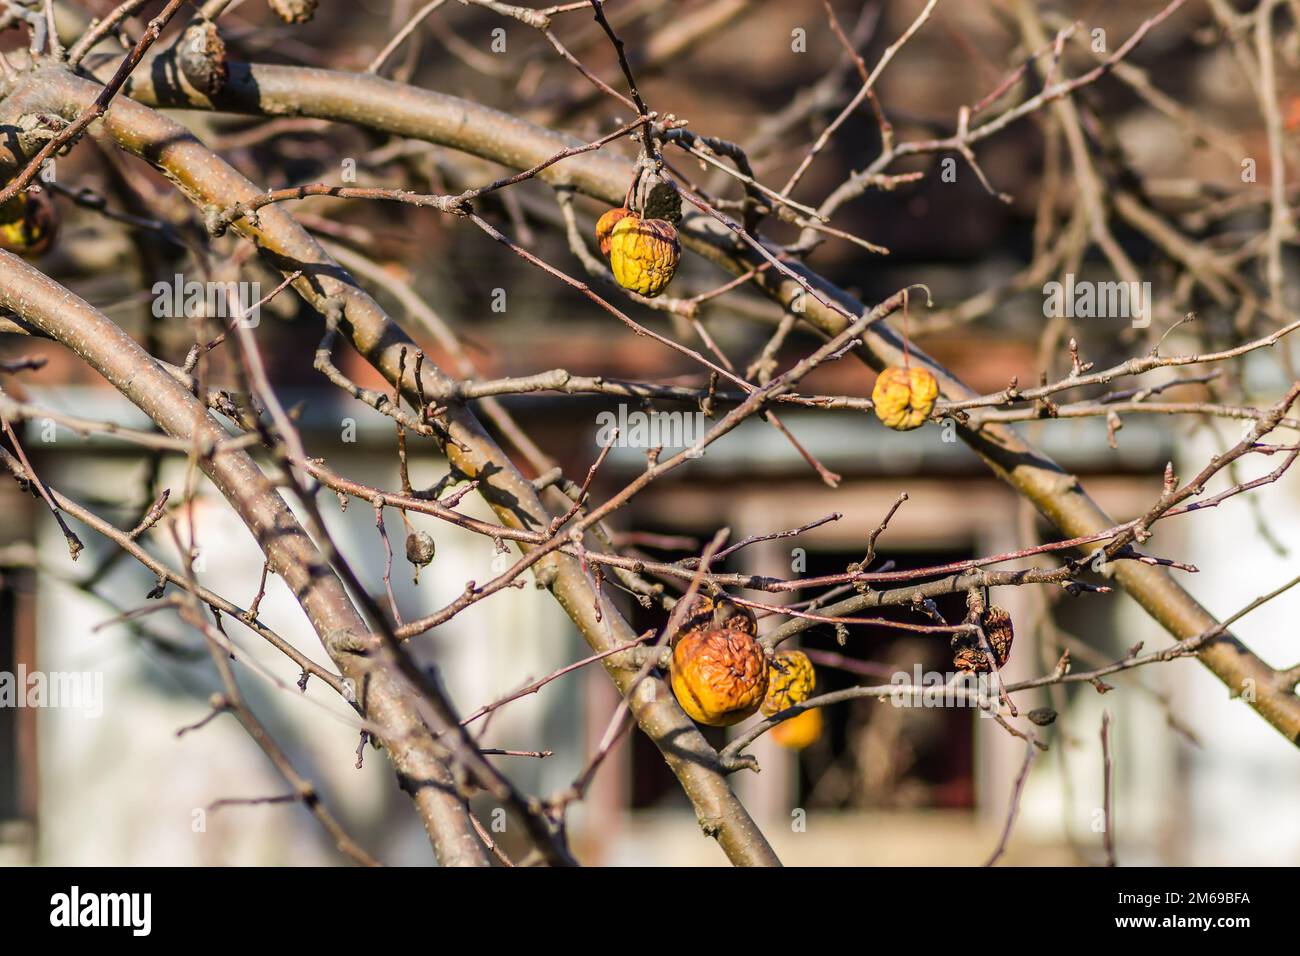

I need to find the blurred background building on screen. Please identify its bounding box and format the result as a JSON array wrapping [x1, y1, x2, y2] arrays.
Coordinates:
[[2, 0, 1300, 865]]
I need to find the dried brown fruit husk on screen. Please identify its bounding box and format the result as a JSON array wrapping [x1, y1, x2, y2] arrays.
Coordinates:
[[952, 604, 1014, 673], [1027, 707, 1057, 726], [405, 530, 436, 567], [710, 596, 756, 636], [638, 175, 683, 224]]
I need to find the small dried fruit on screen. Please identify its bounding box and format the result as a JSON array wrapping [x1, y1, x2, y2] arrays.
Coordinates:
[[178, 20, 228, 97], [983, 604, 1014, 660], [638, 175, 683, 224], [405, 531, 436, 567], [1027, 707, 1057, 726], [595, 206, 631, 257], [771, 707, 823, 750], [872, 366, 938, 431], [0, 189, 58, 258], [608, 215, 680, 297], [952, 604, 1015, 672], [670, 595, 767, 726], [269, 0, 317, 23], [762, 649, 816, 716]]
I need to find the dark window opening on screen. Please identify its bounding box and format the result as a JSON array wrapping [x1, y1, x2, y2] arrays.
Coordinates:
[[791, 546, 977, 812]]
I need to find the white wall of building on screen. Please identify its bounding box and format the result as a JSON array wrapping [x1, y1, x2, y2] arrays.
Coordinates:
[[34, 449, 577, 865]]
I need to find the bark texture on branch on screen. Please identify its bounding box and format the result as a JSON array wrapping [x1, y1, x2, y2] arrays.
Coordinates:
[[116, 59, 1300, 746]]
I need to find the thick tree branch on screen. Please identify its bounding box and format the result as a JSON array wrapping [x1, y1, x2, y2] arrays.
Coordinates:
[[0, 248, 491, 867], [0, 65, 781, 866]]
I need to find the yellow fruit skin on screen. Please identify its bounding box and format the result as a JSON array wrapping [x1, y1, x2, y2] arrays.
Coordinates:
[[762, 649, 816, 716], [608, 215, 680, 297], [670, 627, 768, 727], [595, 207, 631, 257], [771, 708, 823, 750], [0, 192, 57, 258], [872, 366, 938, 431]]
